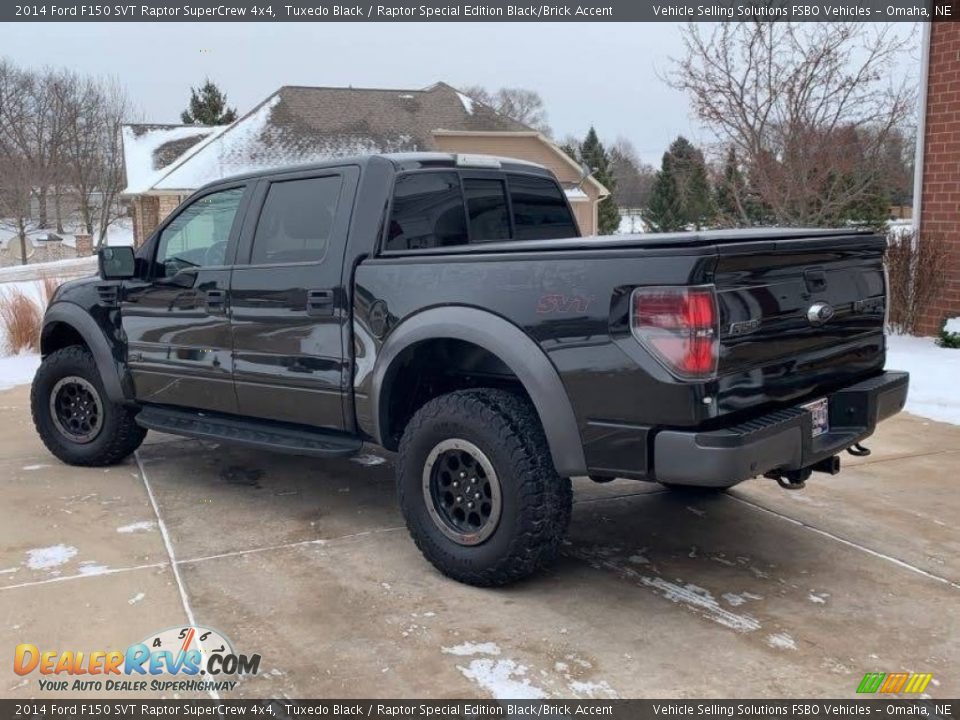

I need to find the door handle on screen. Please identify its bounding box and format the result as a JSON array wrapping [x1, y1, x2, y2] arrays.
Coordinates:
[[205, 289, 226, 313], [307, 289, 335, 317]]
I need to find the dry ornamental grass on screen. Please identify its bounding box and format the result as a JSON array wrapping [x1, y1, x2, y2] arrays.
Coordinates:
[[0, 288, 43, 355]]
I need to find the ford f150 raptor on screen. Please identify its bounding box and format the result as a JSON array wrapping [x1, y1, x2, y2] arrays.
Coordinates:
[[31, 152, 909, 585]]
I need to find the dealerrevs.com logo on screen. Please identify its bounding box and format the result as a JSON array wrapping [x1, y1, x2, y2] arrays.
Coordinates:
[[14, 626, 261, 693]]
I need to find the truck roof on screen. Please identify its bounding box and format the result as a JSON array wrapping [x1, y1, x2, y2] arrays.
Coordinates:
[[198, 152, 554, 189]]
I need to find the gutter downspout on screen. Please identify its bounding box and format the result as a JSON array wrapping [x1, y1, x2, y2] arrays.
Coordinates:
[[913, 21, 932, 234]]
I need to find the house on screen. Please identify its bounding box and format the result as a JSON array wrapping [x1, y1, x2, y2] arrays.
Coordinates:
[[121, 82, 609, 245], [916, 23, 960, 335]]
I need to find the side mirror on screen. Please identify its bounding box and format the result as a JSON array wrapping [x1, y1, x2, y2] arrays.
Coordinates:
[[99, 246, 136, 280]]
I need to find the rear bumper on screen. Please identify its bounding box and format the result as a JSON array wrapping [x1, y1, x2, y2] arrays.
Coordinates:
[[653, 371, 909, 487]]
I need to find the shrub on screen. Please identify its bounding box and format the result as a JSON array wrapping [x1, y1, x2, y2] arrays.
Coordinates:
[[0, 288, 42, 355], [938, 319, 960, 349], [885, 228, 949, 335]]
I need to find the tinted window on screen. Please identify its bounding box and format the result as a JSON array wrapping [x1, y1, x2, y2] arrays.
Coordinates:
[[464, 178, 510, 242], [156, 187, 245, 277], [509, 174, 578, 240], [250, 176, 342, 264], [387, 172, 467, 250]]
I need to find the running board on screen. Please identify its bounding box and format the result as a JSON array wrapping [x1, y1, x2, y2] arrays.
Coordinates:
[[136, 406, 362, 458]]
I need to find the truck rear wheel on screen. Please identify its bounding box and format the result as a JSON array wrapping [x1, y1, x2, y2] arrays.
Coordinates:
[[31, 346, 146, 467], [397, 388, 572, 586]]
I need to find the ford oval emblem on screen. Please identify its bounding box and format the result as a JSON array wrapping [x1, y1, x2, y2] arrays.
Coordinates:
[[807, 302, 835, 326]]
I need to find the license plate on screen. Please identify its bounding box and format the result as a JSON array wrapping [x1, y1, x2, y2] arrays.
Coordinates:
[[802, 398, 829, 438]]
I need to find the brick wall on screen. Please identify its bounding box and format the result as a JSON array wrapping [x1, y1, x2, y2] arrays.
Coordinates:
[[919, 22, 960, 335]]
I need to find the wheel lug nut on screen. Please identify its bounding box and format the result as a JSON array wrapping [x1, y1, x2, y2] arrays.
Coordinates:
[[452, 481, 459, 488], [471, 478, 477, 484], [455, 496, 462, 503], [459, 472, 466, 479], [467, 502, 474, 509], [474, 492, 481, 499]]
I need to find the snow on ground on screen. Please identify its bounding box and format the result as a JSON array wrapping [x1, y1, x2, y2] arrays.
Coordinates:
[[618, 212, 646, 234], [886, 334, 960, 426], [0, 353, 40, 391]]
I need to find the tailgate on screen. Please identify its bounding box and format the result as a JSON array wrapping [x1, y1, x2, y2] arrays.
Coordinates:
[[713, 232, 887, 413]]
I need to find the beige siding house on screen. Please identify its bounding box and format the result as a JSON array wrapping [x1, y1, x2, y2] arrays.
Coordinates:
[[121, 82, 608, 244]]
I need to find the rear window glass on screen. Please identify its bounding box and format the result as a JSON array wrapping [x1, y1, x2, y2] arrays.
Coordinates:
[[464, 178, 510, 242], [386, 172, 467, 250], [508, 174, 578, 240], [251, 176, 342, 264]]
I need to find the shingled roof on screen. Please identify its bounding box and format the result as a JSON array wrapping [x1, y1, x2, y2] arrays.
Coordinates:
[[122, 82, 531, 195]]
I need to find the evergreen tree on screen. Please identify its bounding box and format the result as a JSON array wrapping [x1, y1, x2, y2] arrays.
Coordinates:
[[715, 147, 746, 225], [181, 79, 237, 125], [645, 136, 715, 232], [578, 127, 620, 235]]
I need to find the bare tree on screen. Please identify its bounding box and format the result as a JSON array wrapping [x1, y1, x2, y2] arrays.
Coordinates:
[[609, 138, 656, 210], [0, 60, 43, 264], [462, 85, 552, 135], [53, 72, 133, 246], [669, 22, 915, 227]]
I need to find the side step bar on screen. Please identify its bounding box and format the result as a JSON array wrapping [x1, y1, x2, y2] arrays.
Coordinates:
[[136, 406, 362, 458]]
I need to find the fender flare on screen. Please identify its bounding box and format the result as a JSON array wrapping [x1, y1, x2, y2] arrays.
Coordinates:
[[370, 306, 587, 477], [41, 303, 130, 404]]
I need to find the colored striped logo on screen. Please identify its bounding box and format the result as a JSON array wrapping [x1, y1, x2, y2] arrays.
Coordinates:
[[857, 672, 933, 694]]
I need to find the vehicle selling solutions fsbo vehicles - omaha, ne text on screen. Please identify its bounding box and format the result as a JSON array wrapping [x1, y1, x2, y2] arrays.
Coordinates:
[[31, 153, 909, 586]]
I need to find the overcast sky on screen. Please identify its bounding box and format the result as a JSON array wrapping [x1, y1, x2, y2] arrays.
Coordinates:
[[3, 22, 921, 166]]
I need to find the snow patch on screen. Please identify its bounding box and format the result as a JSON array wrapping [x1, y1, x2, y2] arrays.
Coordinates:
[[943, 317, 960, 335], [568, 679, 619, 699], [22, 464, 50, 471], [117, 521, 158, 534], [26, 544, 77, 570], [78, 561, 109, 576], [766, 632, 797, 650], [442, 642, 501, 657], [0, 354, 40, 391], [128, 592, 146, 605], [456, 659, 547, 700], [808, 591, 830, 604], [886, 335, 960, 425]]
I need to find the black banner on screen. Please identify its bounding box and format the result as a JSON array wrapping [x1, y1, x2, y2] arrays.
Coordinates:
[[3, 0, 955, 22], [0, 700, 957, 720]]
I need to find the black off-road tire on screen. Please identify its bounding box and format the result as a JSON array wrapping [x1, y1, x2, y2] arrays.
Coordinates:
[[31, 346, 146, 466], [397, 388, 572, 587]]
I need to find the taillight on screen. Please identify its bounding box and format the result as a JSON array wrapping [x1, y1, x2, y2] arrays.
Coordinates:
[[630, 286, 719, 380]]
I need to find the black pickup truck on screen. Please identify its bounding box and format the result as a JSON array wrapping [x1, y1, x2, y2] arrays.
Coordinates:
[[31, 152, 908, 586]]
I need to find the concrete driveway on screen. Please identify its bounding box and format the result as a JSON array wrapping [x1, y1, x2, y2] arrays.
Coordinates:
[[1, 381, 957, 699]]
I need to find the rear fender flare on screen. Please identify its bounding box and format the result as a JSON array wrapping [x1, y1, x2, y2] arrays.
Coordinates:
[[41, 303, 130, 403], [370, 306, 587, 477]]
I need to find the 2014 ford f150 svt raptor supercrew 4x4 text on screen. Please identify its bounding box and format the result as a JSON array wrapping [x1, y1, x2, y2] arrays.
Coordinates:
[[31, 153, 909, 586]]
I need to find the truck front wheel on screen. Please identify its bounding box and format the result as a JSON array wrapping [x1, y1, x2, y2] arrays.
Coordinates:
[[397, 388, 572, 586], [31, 346, 146, 467]]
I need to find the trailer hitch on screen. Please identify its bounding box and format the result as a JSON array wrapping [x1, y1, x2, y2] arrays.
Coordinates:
[[765, 455, 840, 490], [847, 442, 872, 457]]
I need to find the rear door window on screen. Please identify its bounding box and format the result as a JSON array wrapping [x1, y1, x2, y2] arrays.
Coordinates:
[[386, 172, 467, 250], [250, 175, 343, 265], [508, 174, 578, 240]]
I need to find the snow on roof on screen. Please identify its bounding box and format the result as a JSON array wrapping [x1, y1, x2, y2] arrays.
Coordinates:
[[124, 82, 532, 195], [122, 124, 224, 194], [564, 187, 589, 200], [456, 92, 476, 115]]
